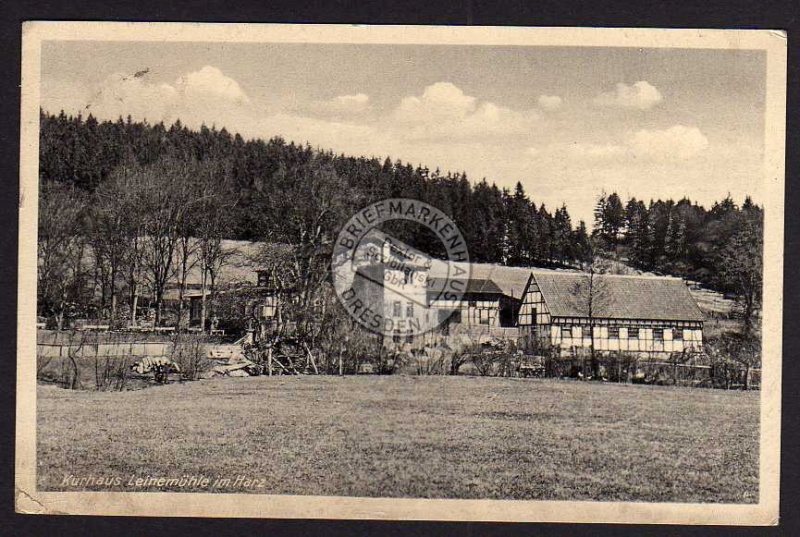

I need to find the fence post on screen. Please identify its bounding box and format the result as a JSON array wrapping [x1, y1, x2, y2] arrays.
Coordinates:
[[673, 359, 678, 386], [95, 342, 101, 390]]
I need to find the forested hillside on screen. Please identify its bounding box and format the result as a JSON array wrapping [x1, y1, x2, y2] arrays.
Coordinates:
[[39, 110, 592, 267]]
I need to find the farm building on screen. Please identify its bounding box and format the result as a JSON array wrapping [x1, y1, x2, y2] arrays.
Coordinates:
[[426, 263, 532, 334], [517, 271, 705, 356], [345, 236, 538, 345], [370, 259, 705, 355], [430, 278, 509, 327]]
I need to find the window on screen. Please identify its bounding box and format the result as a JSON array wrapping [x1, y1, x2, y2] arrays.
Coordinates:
[[404, 270, 414, 285], [562, 326, 573, 338], [393, 301, 402, 317], [673, 329, 684, 341], [262, 295, 278, 318], [392, 331, 401, 343], [405, 333, 414, 344], [406, 301, 414, 317], [653, 328, 664, 341], [628, 328, 640, 340], [257, 271, 270, 287], [608, 327, 620, 339], [479, 309, 491, 325]]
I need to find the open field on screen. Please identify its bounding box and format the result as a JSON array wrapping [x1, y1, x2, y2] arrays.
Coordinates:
[[37, 376, 759, 502]]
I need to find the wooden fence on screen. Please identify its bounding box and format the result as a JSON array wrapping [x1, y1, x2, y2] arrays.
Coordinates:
[[37, 341, 171, 391], [36, 341, 170, 359]]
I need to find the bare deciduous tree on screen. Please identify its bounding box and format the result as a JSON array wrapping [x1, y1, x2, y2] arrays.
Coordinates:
[[576, 243, 612, 378], [255, 157, 357, 340], [38, 183, 87, 329], [112, 157, 210, 326], [99, 162, 152, 327], [194, 163, 239, 331], [91, 174, 141, 324]]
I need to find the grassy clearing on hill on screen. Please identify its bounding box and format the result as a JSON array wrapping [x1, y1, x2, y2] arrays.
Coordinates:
[[37, 376, 759, 502]]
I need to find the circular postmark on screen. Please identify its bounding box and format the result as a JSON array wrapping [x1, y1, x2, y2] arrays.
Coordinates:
[[331, 198, 471, 339]]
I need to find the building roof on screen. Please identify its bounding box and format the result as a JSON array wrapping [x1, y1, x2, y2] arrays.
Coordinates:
[[462, 278, 504, 295], [184, 290, 210, 299], [428, 262, 533, 299], [530, 271, 705, 322], [174, 239, 270, 287], [355, 229, 434, 270], [426, 278, 504, 298]]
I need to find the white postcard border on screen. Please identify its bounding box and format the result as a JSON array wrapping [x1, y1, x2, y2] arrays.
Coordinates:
[[16, 22, 787, 525]]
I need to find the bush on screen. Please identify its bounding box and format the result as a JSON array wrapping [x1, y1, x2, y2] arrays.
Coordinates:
[[37, 349, 133, 391], [170, 333, 212, 380]]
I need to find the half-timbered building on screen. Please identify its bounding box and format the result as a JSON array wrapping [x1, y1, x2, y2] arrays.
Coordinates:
[[518, 271, 705, 356], [426, 263, 532, 333]]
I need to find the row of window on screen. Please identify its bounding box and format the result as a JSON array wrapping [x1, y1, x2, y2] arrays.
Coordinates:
[[392, 301, 415, 317], [393, 304, 495, 326], [391, 332, 415, 344], [561, 326, 686, 341], [447, 307, 493, 325]]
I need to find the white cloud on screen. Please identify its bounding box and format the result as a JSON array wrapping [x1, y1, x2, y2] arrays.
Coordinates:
[[533, 125, 709, 163], [87, 73, 179, 121], [82, 66, 250, 125], [52, 66, 386, 160], [593, 81, 663, 110], [394, 82, 477, 123], [565, 143, 627, 159], [391, 82, 538, 141], [334, 93, 369, 107], [260, 113, 375, 150], [627, 125, 710, 160], [537, 95, 562, 111], [303, 93, 371, 119], [176, 66, 250, 105]]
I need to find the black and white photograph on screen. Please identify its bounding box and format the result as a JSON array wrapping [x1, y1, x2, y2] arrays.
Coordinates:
[[16, 23, 786, 524]]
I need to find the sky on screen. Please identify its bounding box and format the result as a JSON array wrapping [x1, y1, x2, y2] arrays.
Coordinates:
[[40, 41, 767, 226]]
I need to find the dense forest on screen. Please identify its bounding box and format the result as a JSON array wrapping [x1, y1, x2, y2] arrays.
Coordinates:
[[592, 191, 762, 315], [37, 110, 763, 331], [39, 110, 592, 266]]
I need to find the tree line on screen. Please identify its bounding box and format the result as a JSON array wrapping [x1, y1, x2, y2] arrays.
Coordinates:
[[38, 157, 237, 329], [39, 110, 592, 264], [593, 191, 763, 333]]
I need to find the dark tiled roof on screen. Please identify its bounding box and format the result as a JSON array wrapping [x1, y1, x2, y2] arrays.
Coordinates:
[[428, 262, 533, 298], [531, 271, 705, 322], [463, 278, 504, 295], [426, 277, 504, 299]]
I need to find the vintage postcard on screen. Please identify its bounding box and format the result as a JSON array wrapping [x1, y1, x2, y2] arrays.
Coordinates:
[[17, 23, 786, 524]]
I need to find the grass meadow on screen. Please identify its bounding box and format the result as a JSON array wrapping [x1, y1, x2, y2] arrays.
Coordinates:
[[37, 376, 759, 502]]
